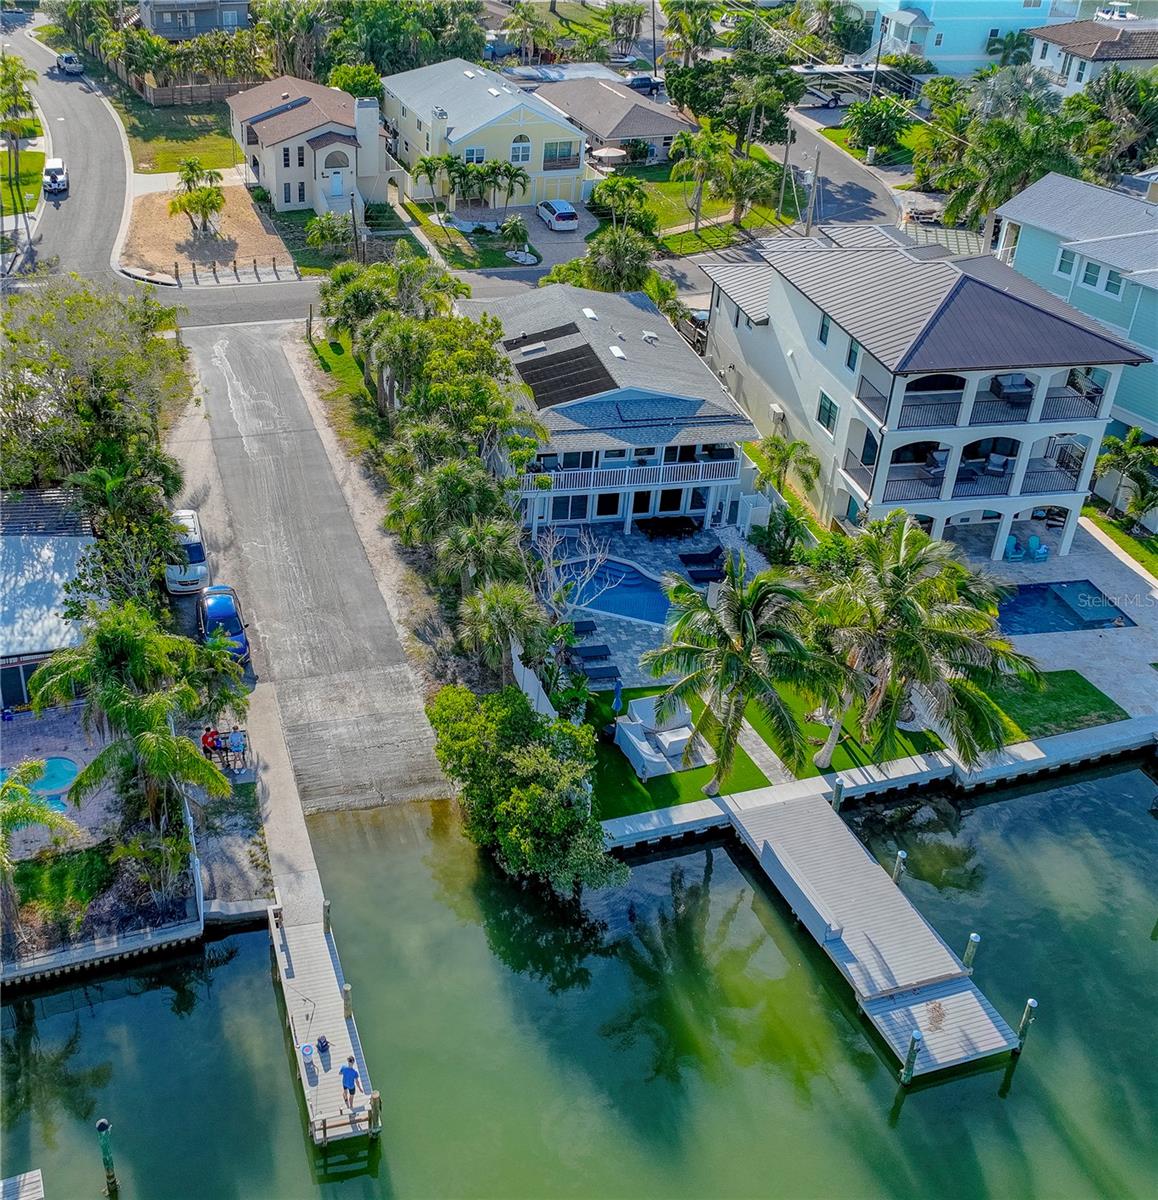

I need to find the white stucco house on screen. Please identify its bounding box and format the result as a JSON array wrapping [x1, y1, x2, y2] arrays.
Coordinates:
[[1028, 15, 1158, 96], [227, 75, 395, 218]]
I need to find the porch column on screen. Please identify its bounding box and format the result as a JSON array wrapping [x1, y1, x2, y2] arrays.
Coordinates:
[[938, 443, 965, 503], [1008, 447, 1032, 499], [622, 496, 633, 534], [1027, 375, 1049, 424], [930, 515, 947, 540], [991, 510, 1015, 561], [1058, 505, 1082, 556], [958, 377, 980, 426]]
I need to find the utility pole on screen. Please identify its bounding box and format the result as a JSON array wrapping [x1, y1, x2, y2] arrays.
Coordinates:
[[804, 146, 821, 236], [867, 16, 888, 102], [651, 0, 658, 77], [776, 127, 795, 222]]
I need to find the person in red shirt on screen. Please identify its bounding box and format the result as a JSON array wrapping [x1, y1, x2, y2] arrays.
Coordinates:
[[201, 727, 219, 760]]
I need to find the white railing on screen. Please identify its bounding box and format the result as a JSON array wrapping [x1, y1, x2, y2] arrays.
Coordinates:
[[511, 637, 558, 720], [519, 458, 739, 494]]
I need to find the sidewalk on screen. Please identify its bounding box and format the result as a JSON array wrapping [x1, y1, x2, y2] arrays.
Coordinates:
[[790, 106, 918, 193]]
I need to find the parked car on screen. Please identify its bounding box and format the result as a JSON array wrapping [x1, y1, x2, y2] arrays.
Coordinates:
[[41, 158, 68, 194], [624, 74, 660, 96], [536, 198, 580, 231], [196, 585, 251, 665], [165, 509, 209, 594], [55, 52, 83, 75], [804, 85, 847, 109]]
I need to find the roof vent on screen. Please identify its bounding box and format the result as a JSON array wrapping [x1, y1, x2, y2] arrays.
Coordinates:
[[609, 345, 627, 359], [464, 69, 475, 78], [641, 330, 659, 344], [582, 307, 598, 320], [488, 87, 501, 96], [520, 342, 548, 357]]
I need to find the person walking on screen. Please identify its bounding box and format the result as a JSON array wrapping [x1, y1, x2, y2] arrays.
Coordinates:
[[339, 1056, 363, 1110]]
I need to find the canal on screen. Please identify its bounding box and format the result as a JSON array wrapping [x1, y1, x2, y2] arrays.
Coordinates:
[[3, 761, 1155, 1198]]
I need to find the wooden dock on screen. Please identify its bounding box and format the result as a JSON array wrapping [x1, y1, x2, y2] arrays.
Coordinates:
[[268, 901, 380, 1145], [0, 1172, 43, 1200]]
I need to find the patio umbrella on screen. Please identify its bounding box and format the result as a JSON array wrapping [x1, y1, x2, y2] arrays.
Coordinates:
[[612, 678, 623, 715], [591, 146, 627, 161]]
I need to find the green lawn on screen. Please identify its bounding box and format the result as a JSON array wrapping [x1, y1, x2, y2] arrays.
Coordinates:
[[1082, 504, 1158, 580], [586, 686, 769, 820], [622, 162, 732, 230], [308, 334, 383, 457], [988, 670, 1129, 741], [742, 440, 827, 538], [539, 2, 613, 37], [404, 200, 539, 269], [1, 149, 44, 216], [14, 842, 116, 924], [821, 125, 920, 169], [264, 208, 345, 274]]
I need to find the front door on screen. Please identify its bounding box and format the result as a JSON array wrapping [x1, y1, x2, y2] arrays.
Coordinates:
[[330, 171, 344, 198]]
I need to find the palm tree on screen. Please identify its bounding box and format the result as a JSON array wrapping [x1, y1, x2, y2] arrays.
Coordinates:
[[804, 513, 1037, 770], [642, 552, 833, 791], [499, 213, 529, 253], [841, 95, 914, 152], [358, 310, 432, 416], [754, 434, 821, 496], [794, 0, 864, 40], [497, 161, 531, 217], [384, 457, 502, 546], [176, 156, 223, 194], [593, 174, 647, 231], [971, 64, 1060, 119], [1, 761, 81, 952], [1095, 426, 1158, 517], [730, 74, 786, 157], [436, 516, 525, 596], [479, 159, 505, 212], [459, 580, 546, 684], [662, 0, 716, 69], [1125, 471, 1158, 529], [304, 211, 353, 256], [503, 1, 543, 65], [584, 225, 652, 291], [910, 101, 972, 191], [168, 190, 198, 234], [669, 127, 729, 234], [711, 156, 779, 227], [0, 56, 37, 230], [65, 462, 171, 525], [414, 154, 447, 219], [643, 272, 690, 324], [987, 30, 1032, 67], [185, 184, 225, 233]]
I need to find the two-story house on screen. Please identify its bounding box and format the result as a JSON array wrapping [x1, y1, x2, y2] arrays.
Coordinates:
[[1027, 13, 1158, 95], [996, 173, 1158, 437], [702, 224, 1148, 559], [227, 76, 393, 218], [458, 285, 759, 536], [139, 0, 249, 40], [382, 58, 586, 207]]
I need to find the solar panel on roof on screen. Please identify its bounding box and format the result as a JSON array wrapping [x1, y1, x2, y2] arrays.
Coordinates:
[[515, 345, 618, 407], [503, 322, 579, 351]]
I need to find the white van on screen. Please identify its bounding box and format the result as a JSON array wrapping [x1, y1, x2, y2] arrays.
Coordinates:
[[165, 510, 210, 594]]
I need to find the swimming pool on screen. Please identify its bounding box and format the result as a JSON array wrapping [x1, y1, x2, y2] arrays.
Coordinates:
[[997, 580, 1134, 635], [573, 559, 671, 624], [0, 755, 78, 813]]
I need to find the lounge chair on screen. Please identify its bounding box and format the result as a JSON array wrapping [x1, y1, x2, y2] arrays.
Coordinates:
[[581, 663, 621, 682], [1004, 535, 1026, 562], [688, 567, 725, 583], [570, 643, 611, 662], [679, 544, 724, 567], [570, 619, 597, 638], [1026, 534, 1050, 562]]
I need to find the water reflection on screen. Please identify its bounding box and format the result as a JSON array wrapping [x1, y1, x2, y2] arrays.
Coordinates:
[[126, 941, 240, 1016], [852, 796, 985, 892]]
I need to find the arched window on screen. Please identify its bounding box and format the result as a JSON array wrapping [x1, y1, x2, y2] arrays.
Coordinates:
[[510, 134, 531, 164], [323, 149, 350, 170]]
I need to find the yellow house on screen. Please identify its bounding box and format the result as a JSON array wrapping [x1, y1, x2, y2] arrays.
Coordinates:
[[382, 58, 586, 207]]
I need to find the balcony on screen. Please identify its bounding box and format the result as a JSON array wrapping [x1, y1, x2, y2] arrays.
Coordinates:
[[842, 449, 875, 495], [855, 376, 889, 423], [897, 392, 963, 429], [952, 472, 1013, 499], [1022, 460, 1082, 494], [1040, 386, 1102, 422], [543, 155, 580, 172], [882, 471, 942, 503], [518, 456, 740, 494]]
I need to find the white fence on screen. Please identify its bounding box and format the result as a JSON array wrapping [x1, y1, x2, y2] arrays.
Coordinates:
[[511, 637, 559, 720]]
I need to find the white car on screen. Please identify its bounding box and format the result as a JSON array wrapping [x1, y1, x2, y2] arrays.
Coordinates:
[[55, 52, 83, 75], [42, 158, 68, 194], [165, 509, 210, 595], [536, 199, 580, 231]]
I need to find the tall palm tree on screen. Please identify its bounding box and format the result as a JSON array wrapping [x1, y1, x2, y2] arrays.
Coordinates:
[[710, 156, 779, 227], [436, 516, 525, 596], [414, 154, 447, 220], [970, 64, 1060, 119], [357, 310, 432, 416], [459, 580, 545, 684], [584, 225, 652, 290], [987, 30, 1032, 67], [384, 457, 502, 546], [642, 552, 834, 791], [754, 434, 821, 496], [0, 56, 37, 230], [497, 161, 531, 217], [502, 1, 543, 65], [910, 101, 973, 190], [662, 0, 716, 68], [1125, 472, 1158, 529], [176, 156, 223, 195], [594, 173, 647, 231], [479, 159, 505, 212], [669, 127, 730, 234], [1, 761, 81, 952], [804, 513, 1037, 770], [1095, 426, 1158, 516]]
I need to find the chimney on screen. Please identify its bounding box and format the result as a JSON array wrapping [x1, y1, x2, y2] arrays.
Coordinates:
[[354, 96, 380, 180], [431, 105, 449, 153]]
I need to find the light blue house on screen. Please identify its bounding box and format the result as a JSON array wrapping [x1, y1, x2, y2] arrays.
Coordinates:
[[996, 173, 1158, 438]]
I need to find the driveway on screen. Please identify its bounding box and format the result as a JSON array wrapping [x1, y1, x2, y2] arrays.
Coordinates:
[[179, 322, 444, 811]]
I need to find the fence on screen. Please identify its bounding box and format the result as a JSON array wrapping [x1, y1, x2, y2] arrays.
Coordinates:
[[511, 637, 559, 721]]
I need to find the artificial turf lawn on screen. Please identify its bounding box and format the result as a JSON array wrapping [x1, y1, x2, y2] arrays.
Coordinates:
[[1082, 505, 1158, 581], [14, 843, 116, 923], [586, 686, 769, 820], [986, 670, 1128, 740], [1, 149, 44, 216]]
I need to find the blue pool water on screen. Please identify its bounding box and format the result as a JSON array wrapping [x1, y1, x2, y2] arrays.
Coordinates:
[[997, 580, 1134, 635], [0, 755, 78, 812], [573, 559, 671, 624]]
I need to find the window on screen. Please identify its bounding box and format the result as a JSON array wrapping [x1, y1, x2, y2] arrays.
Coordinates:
[[817, 391, 839, 433], [416, 118, 423, 131], [689, 488, 709, 511], [1039, 40, 1048, 59], [1056, 248, 1075, 276], [1104, 269, 1123, 296], [933, 33, 943, 47], [561, 451, 595, 470], [1023, 0, 1042, 7], [400, 105, 407, 118], [282, 146, 290, 168], [162, 11, 172, 23], [602, 448, 627, 460], [551, 495, 588, 521], [1075, 59, 1086, 83], [543, 140, 575, 168], [595, 493, 621, 518], [222, 9, 239, 27], [297, 145, 304, 168], [510, 134, 531, 163], [1081, 261, 1100, 287], [658, 489, 683, 513], [283, 182, 291, 204], [662, 135, 673, 148], [988, 27, 1000, 40], [846, 339, 860, 372], [818, 313, 831, 345], [635, 446, 656, 457], [297, 181, 305, 203], [464, 146, 485, 164], [1060, 52, 1073, 79]]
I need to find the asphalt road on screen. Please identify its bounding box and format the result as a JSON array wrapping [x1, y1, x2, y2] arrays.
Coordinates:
[[180, 323, 443, 810]]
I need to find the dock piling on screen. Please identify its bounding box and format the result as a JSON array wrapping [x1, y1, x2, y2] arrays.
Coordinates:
[[963, 932, 981, 971], [899, 1030, 922, 1085], [343, 982, 352, 1019], [1014, 998, 1038, 1053], [891, 849, 908, 882], [831, 779, 845, 812], [369, 1090, 383, 1137], [95, 1118, 118, 1196], [323, 898, 331, 934]]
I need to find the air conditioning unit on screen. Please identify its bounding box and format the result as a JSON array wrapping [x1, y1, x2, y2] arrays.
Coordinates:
[[770, 403, 786, 425]]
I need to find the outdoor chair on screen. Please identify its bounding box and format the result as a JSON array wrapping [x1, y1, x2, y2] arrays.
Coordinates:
[[581, 663, 621, 683], [1004, 535, 1026, 562], [570, 619, 597, 638], [1026, 534, 1050, 562], [688, 566, 725, 584], [984, 453, 1012, 477], [570, 643, 611, 662], [679, 544, 723, 567]]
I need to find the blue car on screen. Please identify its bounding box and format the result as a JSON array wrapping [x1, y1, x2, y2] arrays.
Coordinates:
[[196, 585, 251, 665]]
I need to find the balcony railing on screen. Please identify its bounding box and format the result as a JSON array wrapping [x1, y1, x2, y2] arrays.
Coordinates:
[[855, 376, 889, 423], [1022, 465, 1081, 494], [897, 394, 963, 429], [519, 457, 739, 494], [882, 473, 942, 503], [543, 155, 580, 172], [969, 392, 1033, 426], [952, 473, 1013, 499], [842, 449, 875, 494], [1040, 386, 1102, 422]]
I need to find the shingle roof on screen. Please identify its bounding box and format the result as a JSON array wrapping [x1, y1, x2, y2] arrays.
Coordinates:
[[382, 58, 574, 144], [1062, 230, 1158, 276], [535, 79, 696, 141], [227, 76, 356, 147], [1028, 18, 1158, 60], [997, 173, 1158, 244], [306, 130, 359, 151]]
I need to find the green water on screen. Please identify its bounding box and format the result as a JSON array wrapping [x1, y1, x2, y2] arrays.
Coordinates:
[[3, 762, 1156, 1199]]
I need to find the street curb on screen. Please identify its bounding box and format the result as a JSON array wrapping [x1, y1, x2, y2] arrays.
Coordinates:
[[790, 110, 908, 208]]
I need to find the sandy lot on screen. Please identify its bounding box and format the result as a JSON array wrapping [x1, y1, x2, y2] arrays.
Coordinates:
[[122, 182, 289, 273]]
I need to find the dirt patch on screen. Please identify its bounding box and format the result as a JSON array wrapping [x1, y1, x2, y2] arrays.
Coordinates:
[[121, 183, 291, 275], [195, 781, 273, 903]]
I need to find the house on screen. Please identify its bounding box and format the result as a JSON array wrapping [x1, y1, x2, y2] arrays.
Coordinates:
[[1, 491, 93, 707], [139, 0, 249, 40], [996, 173, 1158, 437], [458, 285, 760, 536], [226, 76, 394, 217], [1027, 14, 1158, 95], [382, 58, 587, 206], [536, 79, 696, 163], [701, 223, 1149, 559]]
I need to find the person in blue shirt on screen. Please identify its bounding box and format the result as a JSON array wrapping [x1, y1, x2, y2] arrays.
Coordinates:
[[339, 1056, 363, 1109]]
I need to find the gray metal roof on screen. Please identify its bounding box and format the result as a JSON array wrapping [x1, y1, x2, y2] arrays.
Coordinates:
[[535, 79, 696, 141], [997, 172, 1158, 249], [701, 261, 775, 321], [0, 490, 90, 537]]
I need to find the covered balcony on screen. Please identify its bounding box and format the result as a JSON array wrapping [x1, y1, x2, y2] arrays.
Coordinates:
[[949, 437, 1022, 499], [854, 375, 889, 424], [1021, 435, 1090, 495], [896, 374, 965, 430], [880, 440, 947, 504], [519, 445, 740, 495], [841, 419, 880, 497]]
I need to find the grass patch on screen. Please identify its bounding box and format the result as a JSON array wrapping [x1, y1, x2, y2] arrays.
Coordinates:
[[34, 24, 71, 51], [14, 843, 116, 923], [9, 116, 43, 140], [742, 441, 827, 539], [403, 200, 539, 269], [988, 670, 1129, 741], [539, 2, 612, 37], [586, 686, 769, 819], [264, 208, 344, 274], [821, 125, 919, 168], [1082, 503, 1158, 580], [308, 333, 382, 456], [1, 149, 44, 216], [622, 161, 731, 231]]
